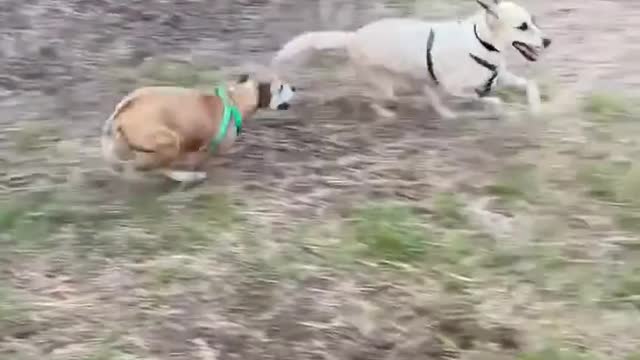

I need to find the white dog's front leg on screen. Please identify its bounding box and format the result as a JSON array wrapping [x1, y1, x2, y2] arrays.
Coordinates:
[[497, 69, 541, 115], [423, 85, 457, 120], [445, 86, 503, 115]]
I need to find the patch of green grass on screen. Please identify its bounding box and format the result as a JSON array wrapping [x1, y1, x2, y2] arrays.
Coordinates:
[[190, 193, 241, 229], [139, 256, 215, 294], [111, 58, 221, 91], [84, 346, 138, 360], [582, 92, 633, 122], [485, 164, 540, 204], [0, 286, 30, 338], [436, 231, 476, 265], [432, 231, 480, 292], [349, 203, 432, 263], [617, 165, 640, 205], [607, 266, 640, 309], [0, 191, 58, 253], [614, 208, 640, 234], [576, 161, 629, 202], [577, 162, 640, 233], [433, 192, 468, 228], [0, 187, 242, 262], [12, 123, 60, 152], [626, 353, 640, 360], [518, 347, 598, 360]]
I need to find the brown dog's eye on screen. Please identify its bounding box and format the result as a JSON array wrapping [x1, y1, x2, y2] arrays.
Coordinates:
[[517, 22, 528, 31]]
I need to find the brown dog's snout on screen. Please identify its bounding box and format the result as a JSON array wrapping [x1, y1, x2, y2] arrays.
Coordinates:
[[543, 38, 552, 48]]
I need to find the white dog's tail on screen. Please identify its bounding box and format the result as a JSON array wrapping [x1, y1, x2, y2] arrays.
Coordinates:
[[272, 31, 355, 66]]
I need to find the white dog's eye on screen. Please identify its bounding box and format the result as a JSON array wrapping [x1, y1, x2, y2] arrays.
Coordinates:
[[517, 22, 528, 31], [279, 85, 284, 92]]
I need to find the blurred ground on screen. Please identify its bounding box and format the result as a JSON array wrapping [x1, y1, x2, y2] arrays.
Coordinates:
[[1, 0, 640, 359]]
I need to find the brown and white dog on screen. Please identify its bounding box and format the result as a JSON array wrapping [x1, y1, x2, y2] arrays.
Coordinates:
[[101, 73, 296, 183]]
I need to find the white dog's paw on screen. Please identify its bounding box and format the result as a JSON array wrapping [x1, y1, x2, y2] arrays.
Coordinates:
[[436, 106, 458, 120], [371, 103, 397, 118], [482, 96, 504, 115], [162, 170, 207, 183], [526, 81, 542, 116], [482, 96, 503, 107]]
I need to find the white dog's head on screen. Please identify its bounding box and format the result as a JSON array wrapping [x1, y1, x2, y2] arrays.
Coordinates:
[[477, 0, 552, 62]]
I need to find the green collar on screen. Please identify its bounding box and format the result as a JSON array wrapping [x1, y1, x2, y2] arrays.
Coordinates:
[[210, 86, 243, 151]]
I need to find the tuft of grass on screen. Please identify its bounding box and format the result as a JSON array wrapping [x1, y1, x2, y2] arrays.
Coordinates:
[[350, 203, 432, 263], [485, 164, 540, 204], [190, 193, 241, 228], [0, 191, 57, 253], [433, 192, 468, 228], [432, 231, 480, 291], [607, 266, 640, 309], [518, 347, 598, 360], [138, 59, 200, 87], [12, 123, 60, 152], [0, 286, 31, 338], [576, 161, 629, 203], [582, 92, 633, 122], [614, 210, 640, 234], [112, 58, 221, 91], [84, 346, 138, 360], [617, 165, 640, 206]]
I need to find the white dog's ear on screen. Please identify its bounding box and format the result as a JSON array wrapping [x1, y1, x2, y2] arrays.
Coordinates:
[[476, 0, 499, 18]]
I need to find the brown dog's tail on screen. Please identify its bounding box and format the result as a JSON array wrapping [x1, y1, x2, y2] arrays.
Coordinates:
[[101, 91, 139, 168]]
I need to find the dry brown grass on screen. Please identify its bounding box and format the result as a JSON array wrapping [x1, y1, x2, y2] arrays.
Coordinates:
[[2, 0, 640, 359]]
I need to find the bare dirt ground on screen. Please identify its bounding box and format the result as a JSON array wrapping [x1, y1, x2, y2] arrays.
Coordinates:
[[1, 0, 640, 359]]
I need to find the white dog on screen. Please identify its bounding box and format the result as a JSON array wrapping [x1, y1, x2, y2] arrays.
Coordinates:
[[271, 0, 551, 119]]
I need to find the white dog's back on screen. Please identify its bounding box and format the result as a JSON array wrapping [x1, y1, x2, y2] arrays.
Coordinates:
[[349, 18, 473, 77]]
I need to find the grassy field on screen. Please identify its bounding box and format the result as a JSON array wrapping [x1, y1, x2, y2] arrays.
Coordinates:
[[2, 0, 640, 359], [2, 60, 640, 359]]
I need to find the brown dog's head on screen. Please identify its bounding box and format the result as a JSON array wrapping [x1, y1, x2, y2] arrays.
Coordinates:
[[235, 73, 296, 111]]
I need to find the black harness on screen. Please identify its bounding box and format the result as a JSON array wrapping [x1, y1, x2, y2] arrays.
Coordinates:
[[425, 24, 501, 97], [426, 29, 439, 85]]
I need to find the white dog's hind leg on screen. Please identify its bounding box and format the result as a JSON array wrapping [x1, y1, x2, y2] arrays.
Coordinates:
[[423, 85, 457, 120], [354, 66, 398, 118]]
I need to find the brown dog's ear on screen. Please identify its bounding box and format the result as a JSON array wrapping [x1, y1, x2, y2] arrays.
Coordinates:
[[257, 82, 272, 108], [237, 74, 250, 83]]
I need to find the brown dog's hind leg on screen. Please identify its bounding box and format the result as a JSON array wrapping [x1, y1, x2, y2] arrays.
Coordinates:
[[118, 127, 182, 171]]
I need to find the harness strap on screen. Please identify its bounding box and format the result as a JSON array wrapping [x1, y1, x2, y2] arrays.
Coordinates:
[[469, 53, 498, 97], [210, 86, 243, 152], [473, 24, 500, 53], [426, 29, 439, 85]]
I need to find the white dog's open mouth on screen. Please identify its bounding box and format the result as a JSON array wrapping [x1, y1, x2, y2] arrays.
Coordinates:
[[512, 41, 539, 62]]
